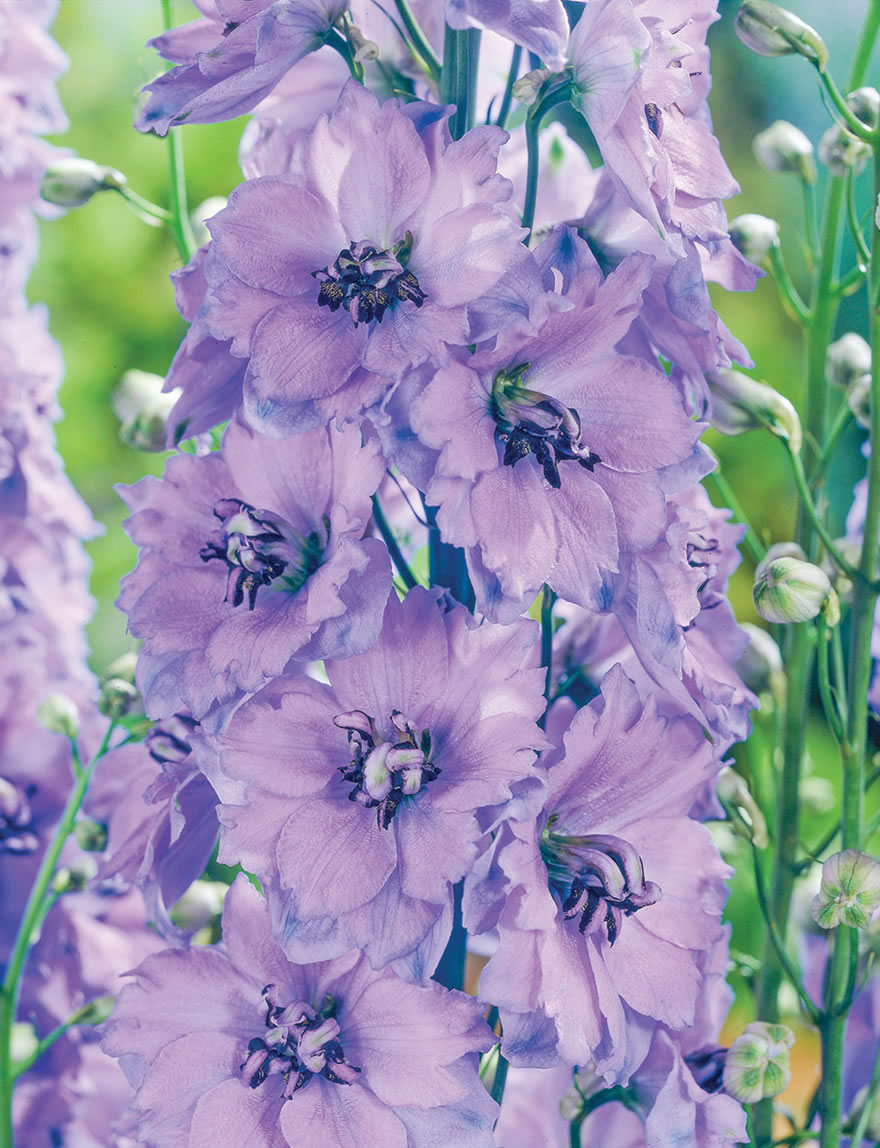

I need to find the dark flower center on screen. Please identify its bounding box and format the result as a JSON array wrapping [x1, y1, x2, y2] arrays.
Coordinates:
[[540, 825, 661, 946], [200, 500, 325, 611], [685, 1047, 727, 1094], [0, 775, 39, 855], [644, 102, 662, 137], [491, 363, 601, 490], [145, 713, 198, 783], [333, 709, 439, 830], [312, 234, 426, 327], [241, 986, 360, 1101], [687, 530, 723, 610]]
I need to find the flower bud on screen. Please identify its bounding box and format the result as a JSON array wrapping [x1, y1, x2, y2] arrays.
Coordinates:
[[728, 213, 780, 264], [847, 372, 871, 430], [849, 86, 880, 130], [811, 849, 880, 929], [52, 856, 97, 894], [717, 767, 769, 848], [74, 995, 116, 1025], [37, 692, 80, 739], [348, 25, 379, 62], [102, 651, 138, 685], [826, 333, 871, 389], [513, 68, 555, 106], [98, 677, 140, 719], [112, 369, 181, 452], [753, 120, 816, 183], [10, 1023, 39, 1067], [735, 623, 783, 693], [818, 124, 870, 177], [735, 2, 828, 72], [170, 880, 227, 932], [753, 553, 832, 624], [74, 817, 108, 853], [723, 1022, 795, 1103], [706, 369, 802, 452], [40, 157, 127, 208], [190, 195, 228, 248]]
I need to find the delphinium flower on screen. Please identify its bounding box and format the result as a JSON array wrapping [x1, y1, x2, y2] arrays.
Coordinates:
[[197, 80, 527, 435], [464, 666, 729, 1079], [395, 226, 702, 621], [200, 586, 547, 977], [102, 874, 499, 1147], [118, 416, 390, 718], [445, 0, 570, 69], [135, 0, 349, 136]]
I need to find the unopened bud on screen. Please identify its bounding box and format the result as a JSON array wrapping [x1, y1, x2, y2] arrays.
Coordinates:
[[735, 623, 783, 693], [112, 369, 180, 453], [735, 2, 828, 72], [52, 857, 97, 894], [98, 677, 140, 719], [818, 124, 870, 177], [102, 651, 138, 685], [74, 817, 108, 853], [729, 213, 780, 264], [707, 369, 802, 452], [40, 157, 126, 208], [753, 120, 816, 183], [723, 1022, 795, 1103], [753, 553, 831, 624], [10, 1023, 39, 1066], [826, 333, 871, 389], [190, 195, 228, 248], [170, 880, 228, 932], [348, 25, 378, 62], [848, 86, 880, 130], [811, 849, 880, 929], [76, 995, 116, 1025], [822, 587, 841, 627], [37, 693, 80, 739], [513, 68, 555, 106], [717, 767, 769, 848], [847, 372, 871, 430]]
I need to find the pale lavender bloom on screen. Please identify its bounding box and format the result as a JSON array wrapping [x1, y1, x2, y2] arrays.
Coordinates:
[[201, 80, 526, 435], [136, 0, 348, 136], [203, 587, 547, 976], [464, 666, 729, 1079], [118, 417, 390, 718], [102, 875, 498, 1147], [445, 0, 570, 69], [402, 228, 702, 621]]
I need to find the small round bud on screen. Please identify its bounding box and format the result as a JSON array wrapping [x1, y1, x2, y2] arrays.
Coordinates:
[[735, 2, 828, 71], [513, 68, 555, 106], [112, 369, 181, 453], [753, 120, 816, 183], [52, 857, 97, 894], [847, 372, 871, 430], [753, 554, 832, 624], [826, 333, 871, 389], [735, 623, 783, 694], [723, 1021, 795, 1104], [170, 880, 228, 932], [40, 157, 127, 208], [818, 124, 870, 177], [848, 86, 880, 130], [811, 849, 880, 929], [728, 213, 780, 264], [37, 692, 80, 739], [74, 995, 116, 1025], [706, 369, 802, 452], [101, 651, 138, 685], [74, 817, 108, 853], [98, 677, 140, 719], [10, 1023, 39, 1067], [190, 195, 227, 248]]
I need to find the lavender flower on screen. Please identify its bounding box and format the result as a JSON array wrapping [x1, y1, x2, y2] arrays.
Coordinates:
[[118, 416, 390, 718], [203, 586, 547, 975], [102, 874, 498, 1147], [445, 0, 570, 70]]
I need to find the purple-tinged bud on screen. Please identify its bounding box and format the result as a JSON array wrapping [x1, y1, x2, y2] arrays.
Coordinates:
[[723, 1022, 794, 1103], [753, 121, 816, 183], [811, 849, 880, 929], [735, 2, 828, 72], [707, 368, 802, 451], [818, 124, 870, 177], [729, 213, 780, 264], [826, 333, 871, 389], [40, 157, 127, 208], [753, 552, 832, 624], [37, 692, 80, 740]]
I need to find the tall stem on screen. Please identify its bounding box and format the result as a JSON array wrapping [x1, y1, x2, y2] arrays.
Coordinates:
[[159, 0, 197, 262]]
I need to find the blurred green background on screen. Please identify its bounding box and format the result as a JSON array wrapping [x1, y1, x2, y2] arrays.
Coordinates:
[[31, 0, 880, 1119]]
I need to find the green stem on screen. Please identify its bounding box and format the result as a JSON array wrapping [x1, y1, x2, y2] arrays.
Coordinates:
[[703, 468, 766, 566], [802, 180, 819, 267], [521, 86, 571, 237], [845, 168, 872, 269], [432, 881, 466, 992], [490, 1048, 509, 1105], [784, 443, 860, 581], [114, 184, 171, 223], [540, 585, 556, 712], [0, 726, 112, 1143], [819, 398, 853, 469], [835, 262, 868, 296], [159, 0, 198, 263], [816, 616, 844, 743], [325, 28, 365, 83], [768, 243, 810, 325], [494, 44, 522, 129], [440, 24, 480, 140], [11, 999, 109, 1080], [817, 65, 875, 142], [371, 494, 418, 590], [393, 0, 441, 81]]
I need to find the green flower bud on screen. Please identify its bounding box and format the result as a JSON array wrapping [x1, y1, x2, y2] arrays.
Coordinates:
[[513, 68, 555, 106], [98, 677, 140, 719], [723, 1022, 795, 1104], [753, 552, 832, 624], [190, 195, 228, 248], [37, 692, 80, 739], [52, 857, 97, 894], [848, 86, 880, 130], [10, 1022, 39, 1067], [753, 120, 816, 183], [112, 369, 180, 453], [74, 817, 108, 853], [811, 849, 880, 929], [826, 333, 871, 389], [728, 213, 780, 264], [706, 369, 802, 452], [717, 767, 769, 848], [735, 2, 828, 72], [170, 880, 228, 932], [40, 157, 126, 208], [818, 123, 870, 177], [735, 623, 783, 693], [101, 651, 138, 685], [74, 995, 116, 1025]]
